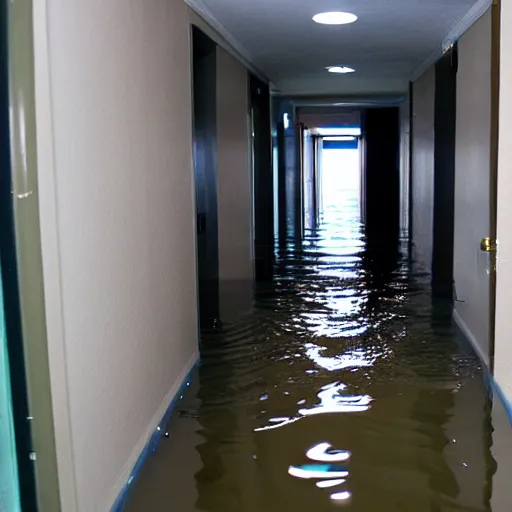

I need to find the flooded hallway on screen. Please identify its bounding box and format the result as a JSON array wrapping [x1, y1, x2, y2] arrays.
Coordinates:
[[121, 146, 507, 511], [2, 1, 512, 511]]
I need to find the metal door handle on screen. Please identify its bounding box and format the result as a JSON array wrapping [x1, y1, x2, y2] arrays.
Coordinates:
[[480, 237, 496, 252]]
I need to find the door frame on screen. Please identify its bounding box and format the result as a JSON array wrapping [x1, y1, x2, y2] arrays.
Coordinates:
[[488, 0, 500, 373], [0, 1, 45, 509], [191, 25, 220, 328]]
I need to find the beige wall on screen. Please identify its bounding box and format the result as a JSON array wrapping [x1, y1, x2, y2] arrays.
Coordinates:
[[34, 1, 199, 510], [216, 47, 253, 282], [411, 67, 435, 271], [453, 10, 492, 366], [495, 0, 512, 403]]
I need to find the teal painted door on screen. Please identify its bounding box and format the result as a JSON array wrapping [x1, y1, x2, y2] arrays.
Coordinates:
[[0, 267, 21, 512]]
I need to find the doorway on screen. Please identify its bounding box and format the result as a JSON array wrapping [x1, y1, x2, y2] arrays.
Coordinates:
[[0, 275, 22, 511], [321, 133, 361, 220], [0, 2, 38, 508], [452, 6, 498, 369], [250, 74, 273, 281], [361, 107, 401, 241], [192, 26, 219, 329]]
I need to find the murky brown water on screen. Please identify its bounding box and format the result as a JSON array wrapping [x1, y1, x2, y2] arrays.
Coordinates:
[[124, 151, 505, 511]]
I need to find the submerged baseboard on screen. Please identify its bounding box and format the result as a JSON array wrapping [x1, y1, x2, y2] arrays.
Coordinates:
[[453, 309, 512, 426], [109, 352, 200, 511], [452, 309, 490, 369], [487, 373, 512, 427], [104, 308, 510, 510]]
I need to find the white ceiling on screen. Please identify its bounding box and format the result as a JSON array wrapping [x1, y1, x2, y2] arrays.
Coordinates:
[[189, 0, 486, 97]]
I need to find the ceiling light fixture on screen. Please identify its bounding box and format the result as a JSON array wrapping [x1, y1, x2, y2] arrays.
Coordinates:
[[312, 12, 358, 25], [327, 66, 355, 74]]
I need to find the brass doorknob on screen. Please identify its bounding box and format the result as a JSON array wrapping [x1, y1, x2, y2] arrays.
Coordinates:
[[480, 237, 496, 252]]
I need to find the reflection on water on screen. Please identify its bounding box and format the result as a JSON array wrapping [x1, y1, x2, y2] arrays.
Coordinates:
[[124, 150, 504, 511]]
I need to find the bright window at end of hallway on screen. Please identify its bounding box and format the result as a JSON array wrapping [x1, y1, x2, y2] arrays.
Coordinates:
[[0, 267, 22, 512]]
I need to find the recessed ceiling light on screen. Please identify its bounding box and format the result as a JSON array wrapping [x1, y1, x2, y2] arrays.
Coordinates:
[[327, 66, 355, 74], [313, 12, 358, 25]]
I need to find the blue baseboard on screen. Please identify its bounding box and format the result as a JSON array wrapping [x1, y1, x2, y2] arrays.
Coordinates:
[[486, 373, 512, 427], [110, 360, 200, 511], [109, 312, 512, 511]]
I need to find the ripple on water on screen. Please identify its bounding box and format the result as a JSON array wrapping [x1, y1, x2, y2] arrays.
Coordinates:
[[125, 152, 494, 512]]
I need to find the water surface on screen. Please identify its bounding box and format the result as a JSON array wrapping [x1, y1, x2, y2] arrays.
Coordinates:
[[125, 150, 504, 511]]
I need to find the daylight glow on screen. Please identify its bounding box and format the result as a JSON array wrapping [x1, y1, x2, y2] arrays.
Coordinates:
[[323, 136, 357, 141], [327, 66, 355, 74], [313, 12, 358, 25], [316, 127, 361, 137]]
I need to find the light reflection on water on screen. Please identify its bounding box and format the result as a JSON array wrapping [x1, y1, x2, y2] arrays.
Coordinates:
[[125, 150, 498, 511]]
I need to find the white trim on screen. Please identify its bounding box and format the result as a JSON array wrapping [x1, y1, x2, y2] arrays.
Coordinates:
[[442, 0, 493, 48], [33, 2, 79, 510], [185, 0, 269, 83], [106, 352, 199, 511], [453, 309, 490, 369], [411, 0, 492, 82]]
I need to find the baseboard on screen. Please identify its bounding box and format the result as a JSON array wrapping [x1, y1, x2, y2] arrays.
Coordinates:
[[452, 309, 512, 426], [108, 352, 200, 511], [452, 309, 490, 369], [487, 374, 512, 427]]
